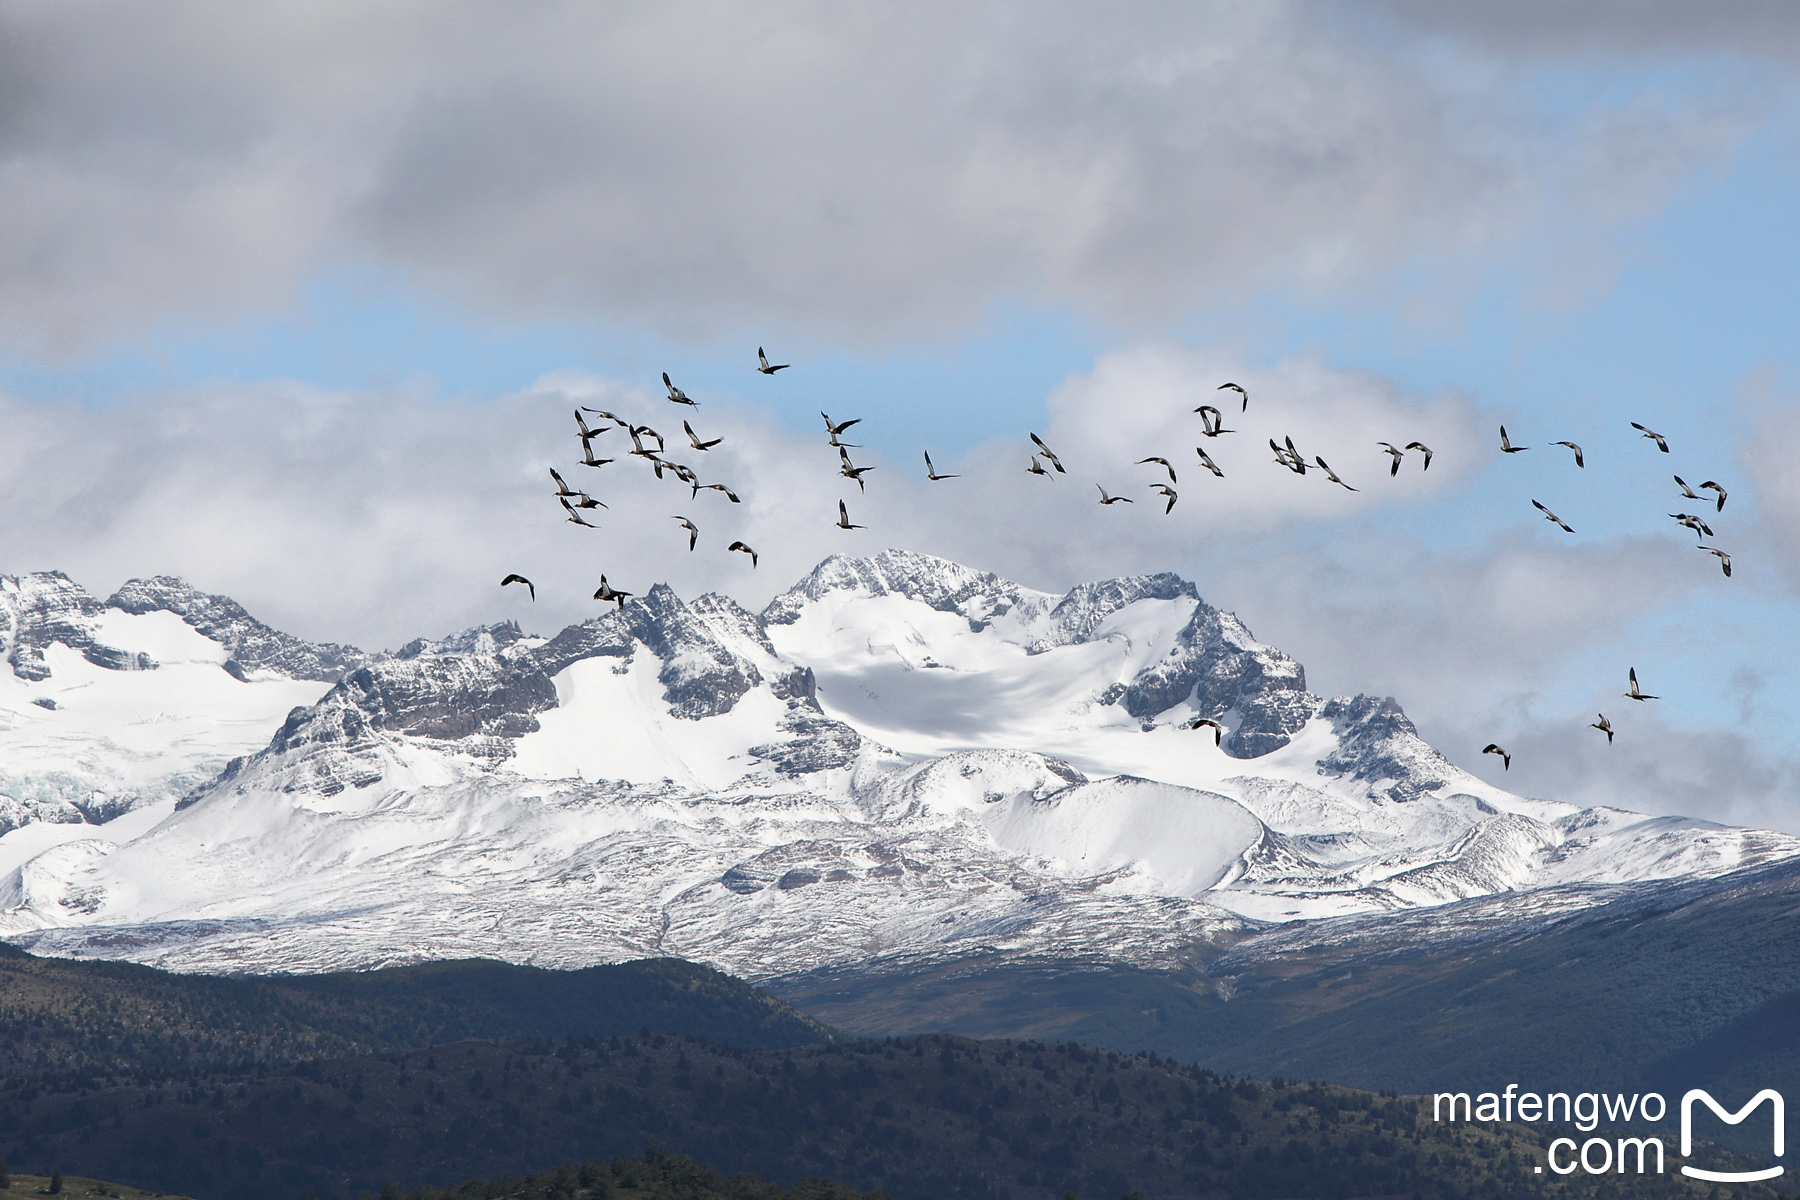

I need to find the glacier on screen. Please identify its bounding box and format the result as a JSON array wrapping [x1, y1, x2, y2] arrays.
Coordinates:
[[0, 549, 1793, 980]]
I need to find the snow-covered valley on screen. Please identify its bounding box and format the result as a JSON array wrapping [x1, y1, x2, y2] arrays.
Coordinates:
[[1, 551, 1793, 978]]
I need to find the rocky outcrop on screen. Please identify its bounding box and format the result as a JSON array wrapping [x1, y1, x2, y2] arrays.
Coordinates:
[[1315, 694, 1454, 802], [1, 572, 150, 682], [106, 576, 363, 681], [762, 549, 1050, 631], [534, 585, 766, 720]]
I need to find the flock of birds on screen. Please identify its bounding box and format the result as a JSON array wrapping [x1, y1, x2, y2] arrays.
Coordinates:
[[496, 356, 1735, 776]]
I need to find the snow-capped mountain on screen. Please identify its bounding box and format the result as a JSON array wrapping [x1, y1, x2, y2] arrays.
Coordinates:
[[0, 550, 1793, 979]]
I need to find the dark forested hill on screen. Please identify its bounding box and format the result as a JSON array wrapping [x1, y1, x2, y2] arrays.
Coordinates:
[[0, 1033, 1768, 1200], [0, 949, 830, 1077]]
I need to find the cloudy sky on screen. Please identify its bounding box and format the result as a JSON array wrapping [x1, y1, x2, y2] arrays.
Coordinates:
[[5, 1, 1800, 828]]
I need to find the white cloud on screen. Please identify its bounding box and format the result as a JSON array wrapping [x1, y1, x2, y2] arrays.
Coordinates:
[[0, 1, 1769, 355]]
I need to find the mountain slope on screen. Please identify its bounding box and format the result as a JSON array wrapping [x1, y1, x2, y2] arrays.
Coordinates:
[[0, 551, 1793, 982]]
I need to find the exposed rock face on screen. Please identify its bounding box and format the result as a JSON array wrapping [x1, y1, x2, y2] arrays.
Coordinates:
[[762, 550, 1046, 631], [534, 586, 767, 720], [106, 577, 363, 681], [0, 573, 149, 682], [1315, 694, 1456, 803]]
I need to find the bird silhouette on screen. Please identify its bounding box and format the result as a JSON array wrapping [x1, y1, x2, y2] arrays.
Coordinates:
[[838, 447, 876, 492], [1150, 483, 1178, 513], [1194, 406, 1235, 437], [923, 451, 959, 480], [1701, 546, 1732, 577], [1030, 433, 1066, 473], [560, 497, 599, 528], [549, 467, 583, 497], [822, 412, 861, 440], [692, 482, 741, 503], [835, 500, 863, 530], [1700, 480, 1727, 512], [1590, 713, 1614, 745], [574, 410, 612, 441], [1405, 441, 1434, 470], [1217, 382, 1249, 411], [500, 574, 535, 601], [684, 421, 722, 451], [1552, 441, 1585, 468], [578, 444, 615, 468], [1499, 425, 1528, 454], [727, 541, 759, 568], [1184, 716, 1226, 745], [1314, 456, 1357, 491], [1482, 743, 1512, 771], [593, 575, 632, 607], [1097, 485, 1133, 505], [1194, 447, 1224, 478], [1377, 442, 1404, 476], [672, 515, 699, 551], [1670, 512, 1714, 539], [1027, 456, 1049, 476], [579, 407, 626, 426], [663, 372, 697, 407], [1531, 499, 1574, 533], [1625, 668, 1658, 701], [1631, 422, 1669, 452], [1138, 456, 1177, 483], [756, 347, 789, 375]]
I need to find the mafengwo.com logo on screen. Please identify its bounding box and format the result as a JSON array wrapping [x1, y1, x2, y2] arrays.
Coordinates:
[[1432, 1086, 1784, 1181]]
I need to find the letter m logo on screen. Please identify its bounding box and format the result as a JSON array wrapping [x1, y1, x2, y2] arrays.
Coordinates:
[[1681, 1089, 1785, 1183]]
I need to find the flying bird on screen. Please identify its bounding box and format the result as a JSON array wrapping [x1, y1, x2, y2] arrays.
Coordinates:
[[1631, 422, 1669, 452], [1194, 447, 1224, 478], [821, 412, 861, 442], [923, 451, 959, 480], [663, 461, 698, 486], [1700, 480, 1727, 512], [1377, 442, 1405, 476], [1150, 483, 1178, 513], [549, 467, 582, 497], [1405, 441, 1434, 470], [1184, 716, 1225, 745], [756, 347, 789, 375], [1531, 499, 1574, 533], [838, 447, 876, 491], [1673, 475, 1701, 501], [1590, 713, 1614, 745], [1670, 512, 1714, 539], [593, 575, 632, 608], [560, 497, 598, 528], [1625, 668, 1658, 701], [692, 482, 741, 503], [1217, 382, 1249, 411], [672, 515, 699, 551], [1701, 546, 1732, 577], [1270, 437, 1306, 474], [578, 444, 614, 469], [1097, 485, 1133, 505], [579, 407, 627, 426], [836, 499, 863, 530], [684, 421, 721, 451], [1027, 456, 1050, 476], [567, 491, 605, 510], [1482, 743, 1512, 771], [1029, 433, 1066, 473], [1499, 425, 1528, 454], [499, 574, 535, 601], [1194, 406, 1234, 437], [1138, 456, 1177, 483], [663, 372, 697, 407], [1314, 456, 1357, 491], [574, 411, 612, 441], [727, 540, 759, 568], [1552, 441, 1585, 468]]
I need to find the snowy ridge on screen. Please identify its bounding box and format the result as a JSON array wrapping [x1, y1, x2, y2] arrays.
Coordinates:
[[0, 550, 1796, 979]]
